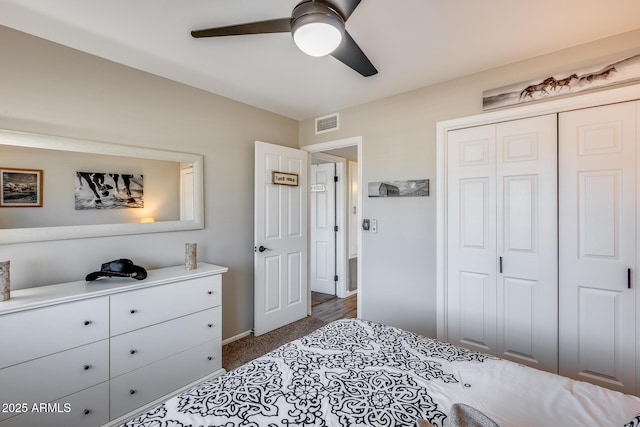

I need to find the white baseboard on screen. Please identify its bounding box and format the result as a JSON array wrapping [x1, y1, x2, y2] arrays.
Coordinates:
[[222, 330, 252, 345], [342, 289, 357, 298]]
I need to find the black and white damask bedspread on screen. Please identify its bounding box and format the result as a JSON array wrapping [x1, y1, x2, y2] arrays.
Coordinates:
[[121, 319, 640, 427]]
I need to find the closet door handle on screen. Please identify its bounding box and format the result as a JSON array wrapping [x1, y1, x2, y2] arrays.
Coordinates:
[[628, 268, 631, 289], [499, 257, 503, 274]]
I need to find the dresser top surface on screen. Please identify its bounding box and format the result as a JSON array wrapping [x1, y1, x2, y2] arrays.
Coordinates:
[[0, 263, 227, 315]]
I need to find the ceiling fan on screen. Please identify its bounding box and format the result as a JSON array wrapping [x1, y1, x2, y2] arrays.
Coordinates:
[[191, 0, 377, 77]]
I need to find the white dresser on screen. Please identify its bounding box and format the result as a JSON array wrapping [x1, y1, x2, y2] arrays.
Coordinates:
[[0, 263, 227, 427]]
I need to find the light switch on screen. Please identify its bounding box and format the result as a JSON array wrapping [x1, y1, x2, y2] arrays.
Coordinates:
[[371, 219, 377, 233]]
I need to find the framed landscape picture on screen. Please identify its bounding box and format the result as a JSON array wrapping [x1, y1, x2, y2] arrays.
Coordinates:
[[0, 167, 43, 207], [368, 179, 429, 197]]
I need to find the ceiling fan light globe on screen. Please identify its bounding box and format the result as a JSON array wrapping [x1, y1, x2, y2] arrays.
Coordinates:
[[293, 22, 343, 57]]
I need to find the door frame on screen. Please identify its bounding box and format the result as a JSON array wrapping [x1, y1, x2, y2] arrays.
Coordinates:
[[436, 82, 640, 341], [303, 136, 362, 316]]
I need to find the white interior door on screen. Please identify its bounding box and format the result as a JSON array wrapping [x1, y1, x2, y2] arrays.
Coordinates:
[[559, 101, 637, 393], [180, 167, 194, 220], [447, 115, 558, 373], [310, 163, 336, 295], [254, 141, 308, 336], [495, 115, 557, 372], [447, 124, 498, 354], [348, 160, 359, 260]]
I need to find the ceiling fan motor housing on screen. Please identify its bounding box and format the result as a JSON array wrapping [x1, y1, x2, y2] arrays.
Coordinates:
[[291, 1, 346, 37]]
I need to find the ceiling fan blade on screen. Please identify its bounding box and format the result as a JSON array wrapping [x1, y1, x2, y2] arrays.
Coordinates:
[[191, 18, 291, 38], [326, 0, 362, 20], [330, 30, 377, 77]]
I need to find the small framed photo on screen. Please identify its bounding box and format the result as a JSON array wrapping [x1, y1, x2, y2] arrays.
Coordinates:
[[1, 167, 43, 207], [272, 171, 299, 186]]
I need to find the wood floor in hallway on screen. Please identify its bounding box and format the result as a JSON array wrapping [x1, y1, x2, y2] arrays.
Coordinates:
[[311, 291, 357, 323]]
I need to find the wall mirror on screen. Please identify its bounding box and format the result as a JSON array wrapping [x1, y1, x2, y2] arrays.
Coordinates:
[[0, 129, 203, 244]]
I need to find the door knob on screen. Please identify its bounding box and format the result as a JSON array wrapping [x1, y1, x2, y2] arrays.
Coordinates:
[[256, 245, 271, 253]]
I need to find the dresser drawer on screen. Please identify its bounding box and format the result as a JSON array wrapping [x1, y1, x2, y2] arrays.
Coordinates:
[[110, 338, 221, 419], [0, 340, 108, 422], [110, 275, 221, 336], [110, 307, 221, 378], [0, 297, 108, 369], [0, 381, 109, 427]]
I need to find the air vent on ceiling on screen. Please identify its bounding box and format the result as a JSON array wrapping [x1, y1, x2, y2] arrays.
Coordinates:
[[315, 113, 339, 134]]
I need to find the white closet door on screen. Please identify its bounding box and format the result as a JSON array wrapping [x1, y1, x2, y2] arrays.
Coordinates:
[[447, 115, 557, 371], [447, 124, 498, 354], [637, 102, 640, 396], [559, 101, 637, 394], [496, 115, 558, 372]]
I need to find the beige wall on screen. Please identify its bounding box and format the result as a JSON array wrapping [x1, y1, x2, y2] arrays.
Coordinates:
[[0, 25, 299, 340], [2, 22, 640, 342], [299, 29, 640, 337]]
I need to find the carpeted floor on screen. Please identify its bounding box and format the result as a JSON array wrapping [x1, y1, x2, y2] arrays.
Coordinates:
[[222, 316, 327, 371]]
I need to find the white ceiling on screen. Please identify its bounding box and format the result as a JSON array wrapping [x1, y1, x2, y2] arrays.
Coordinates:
[[2, 0, 640, 120]]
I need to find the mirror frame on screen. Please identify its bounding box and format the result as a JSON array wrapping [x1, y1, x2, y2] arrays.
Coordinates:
[[0, 129, 204, 244]]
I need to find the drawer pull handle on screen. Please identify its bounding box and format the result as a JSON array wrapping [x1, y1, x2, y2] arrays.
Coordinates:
[[84, 409, 91, 415], [129, 389, 136, 395], [130, 309, 137, 314], [84, 320, 92, 326], [208, 356, 213, 361], [84, 364, 91, 370], [130, 349, 137, 355], [207, 291, 213, 295], [208, 323, 213, 328]]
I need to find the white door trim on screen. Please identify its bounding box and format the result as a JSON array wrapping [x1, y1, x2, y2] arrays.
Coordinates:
[[437, 82, 640, 341], [303, 136, 362, 315], [311, 152, 348, 297]]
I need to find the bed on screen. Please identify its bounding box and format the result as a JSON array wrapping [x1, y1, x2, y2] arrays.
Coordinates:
[[119, 318, 640, 427]]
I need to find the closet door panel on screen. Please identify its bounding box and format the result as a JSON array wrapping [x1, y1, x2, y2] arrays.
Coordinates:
[[496, 115, 558, 372], [580, 171, 619, 258], [559, 101, 637, 394], [503, 277, 536, 358], [459, 271, 493, 350], [503, 175, 536, 252], [447, 125, 497, 353], [579, 288, 622, 380]]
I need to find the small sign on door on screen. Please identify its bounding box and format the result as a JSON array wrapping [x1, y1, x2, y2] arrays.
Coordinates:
[[272, 171, 299, 186], [310, 184, 326, 192]]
